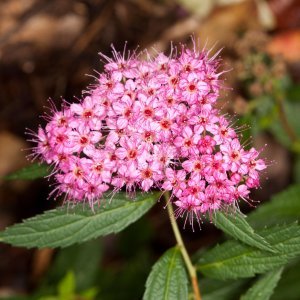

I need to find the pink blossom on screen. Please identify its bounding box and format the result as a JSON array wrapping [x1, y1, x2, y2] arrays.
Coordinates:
[[162, 168, 187, 196], [30, 40, 266, 223], [68, 126, 102, 155], [35, 127, 53, 163], [173, 126, 200, 156]]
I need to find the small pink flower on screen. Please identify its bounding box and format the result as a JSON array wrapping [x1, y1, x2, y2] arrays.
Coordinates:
[[179, 73, 209, 104], [68, 126, 102, 155], [220, 138, 248, 172], [162, 168, 187, 198], [139, 161, 162, 191], [173, 126, 200, 156], [70, 96, 105, 130], [198, 135, 216, 154], [35, 127, 53, 163], [115, 136, 148, 165]]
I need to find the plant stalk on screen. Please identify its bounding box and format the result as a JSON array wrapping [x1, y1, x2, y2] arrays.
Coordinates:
[[165, 192, 202, 300], [277, 96, 298, 143], [273, 83, 299, 144]]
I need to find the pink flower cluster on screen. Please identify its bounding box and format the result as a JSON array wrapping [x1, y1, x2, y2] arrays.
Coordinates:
[[31, 42, 266, 219]]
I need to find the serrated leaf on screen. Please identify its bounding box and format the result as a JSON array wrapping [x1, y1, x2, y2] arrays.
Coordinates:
[[4, 163, 50, 180], [213, 211, 275, 252], [240, 267, 283, 300], [0, 192, 157, 248], [248, 185, 300, 228], [197, 223, 300, 280], [143, 247, 188, 300]]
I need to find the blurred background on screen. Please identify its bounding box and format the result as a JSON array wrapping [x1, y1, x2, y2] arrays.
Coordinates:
[[0, 0, 300, 299]]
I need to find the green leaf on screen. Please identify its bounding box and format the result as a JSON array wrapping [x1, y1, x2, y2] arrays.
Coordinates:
[[240, 268, 283, 300], [0, 192, 157, 248], [143, 247, 188, 300], [4, 163, 50, 180], [197, 223, 300, 280], [248, 185, 300, 228], [271, 258, 300, 300], [58, 271, 75, 300], [200, 278, 247, 300], [212, 211, 275, 252]]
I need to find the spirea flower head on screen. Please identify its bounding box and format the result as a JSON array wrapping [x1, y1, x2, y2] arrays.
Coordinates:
[[29, 40, 266, 225]]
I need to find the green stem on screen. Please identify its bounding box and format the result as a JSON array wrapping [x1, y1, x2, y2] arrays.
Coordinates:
[[165, 192, 202, 300], [276, 93, 298, 143], [272, 82, 299, 147]]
